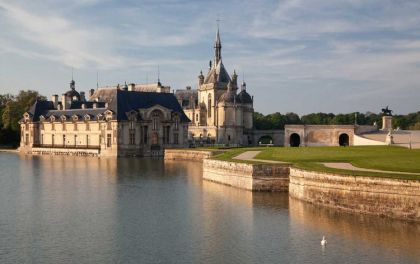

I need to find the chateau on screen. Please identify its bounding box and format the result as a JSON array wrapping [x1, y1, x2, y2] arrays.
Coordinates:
[[19, 80, 189, 157], [175, 28, 254, 146]]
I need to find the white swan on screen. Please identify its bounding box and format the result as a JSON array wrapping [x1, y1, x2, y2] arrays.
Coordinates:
[[321, 236, 327, 246]]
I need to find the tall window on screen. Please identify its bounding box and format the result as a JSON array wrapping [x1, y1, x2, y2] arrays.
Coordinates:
[[129, 129, 135, 145], [63, 135, 66, 146], [25, 134, 29, 145], [174, 117, 179, 131], [25, 123, 29, 130], [52, 134, 55, 146], [143, 126, 148, 144], [74, 135, 77, 146], [74, 122, 78, 131], [152, 111, 160, 131], [107, 134, 112, 148], [152, 132, 158, 145], [41, 134, 44, 145], [107, 121, 112, 130], [86, 135, 89, 147], [163, 126, 170, 144], [174, 133, 179, 145], [208, 94, 212, 118], [51, 122, 55, 131]]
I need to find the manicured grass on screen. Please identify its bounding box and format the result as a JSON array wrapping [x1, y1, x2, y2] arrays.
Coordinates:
[[211, 146, 420, 180]]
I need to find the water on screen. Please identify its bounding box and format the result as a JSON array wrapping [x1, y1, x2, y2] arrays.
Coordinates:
[[0, 153, 419, 264]]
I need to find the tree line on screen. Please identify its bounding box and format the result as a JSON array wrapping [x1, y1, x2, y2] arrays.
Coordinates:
[[0, 89, 419, 147], [254, 111, 420, 130], [0, 90, 45, 147]]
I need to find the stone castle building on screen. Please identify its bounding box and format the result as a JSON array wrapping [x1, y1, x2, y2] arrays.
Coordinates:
[[175, 28, 254, 145], [19, 80, 189, 157]]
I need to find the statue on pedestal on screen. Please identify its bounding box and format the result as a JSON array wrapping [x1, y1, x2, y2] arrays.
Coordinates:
[[381, 106, 393, 116]]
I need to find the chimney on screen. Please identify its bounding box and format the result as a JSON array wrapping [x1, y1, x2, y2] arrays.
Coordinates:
[[89, 89, 95, 98], [61, 94, 67, 110], [105, 102, 109, 108], [80, 91, 86, 102], [57, 102, 63, 110], [51, 94, 59, 109], [81, 103, 86, 109], [93, 103, 97, 109], [186, 86, 191, 90], [128, 83, 135, 91]]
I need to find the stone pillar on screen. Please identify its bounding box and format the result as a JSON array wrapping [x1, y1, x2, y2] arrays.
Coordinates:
[[382, 116, 392, 131]]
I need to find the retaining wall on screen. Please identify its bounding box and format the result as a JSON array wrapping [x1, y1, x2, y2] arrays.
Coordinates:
[[164, 149, 224, 162], [289, 168, 420, 222], [203, 159, 289, 191]]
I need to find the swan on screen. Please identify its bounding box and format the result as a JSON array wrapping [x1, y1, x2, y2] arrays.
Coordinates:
[[321, 236, 327, 246]]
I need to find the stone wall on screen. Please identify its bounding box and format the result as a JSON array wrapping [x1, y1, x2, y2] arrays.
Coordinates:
[[289, 168, 420, 222], [203, 159, 289, 191], [164, 149, 223, 162]]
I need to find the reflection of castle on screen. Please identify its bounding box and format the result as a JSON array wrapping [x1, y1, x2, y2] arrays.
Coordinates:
[[175, 28, 254, 146]]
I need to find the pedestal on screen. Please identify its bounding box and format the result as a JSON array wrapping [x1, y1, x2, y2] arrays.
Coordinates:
[[382, 116, 393, 131]]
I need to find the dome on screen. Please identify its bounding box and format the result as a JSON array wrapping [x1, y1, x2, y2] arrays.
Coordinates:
[[65, 80, 81, 101], [237, 90, 252, 104], [65, 89, 81, 100]]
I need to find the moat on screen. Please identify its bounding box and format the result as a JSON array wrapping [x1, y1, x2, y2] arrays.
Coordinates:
[[1, 153, 420, 263]]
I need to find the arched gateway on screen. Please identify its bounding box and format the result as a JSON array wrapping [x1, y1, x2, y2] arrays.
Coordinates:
[[290, 133, 300, 147], [339, 133, 349, 146]]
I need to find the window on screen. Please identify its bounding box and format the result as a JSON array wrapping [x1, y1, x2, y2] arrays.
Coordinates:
[[52, 123, 55, 131], [41, 134, 44, 145], [63, 135, 66, 146], [86, 135, 89, 146], [107, 121, 112, 130], [174, 133, 179, 144], [196, 114, 198, 123], [208, 94, 211, 118], [25, 123, 29, 130], [143, 126, 148, 144], [163, 126, 170, 144], [152, 132, 158, 145], [52, 134, 55, 146], [129, 129, 135, 145], [152, 111, 160, 131], [107, 134, 111, 148], [74, 122, 78, 131], [25, 134, 29, 145], [74, 135, 77, 146], [174, 117, 179, 131]]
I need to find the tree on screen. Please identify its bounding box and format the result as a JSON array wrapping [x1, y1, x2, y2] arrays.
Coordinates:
[[2, 90, 46, 131]]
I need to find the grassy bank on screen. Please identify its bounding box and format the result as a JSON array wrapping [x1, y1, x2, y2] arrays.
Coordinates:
[[211, 146, 420, 180]]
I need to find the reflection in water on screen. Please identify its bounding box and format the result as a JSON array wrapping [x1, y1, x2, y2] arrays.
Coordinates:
[[289, 197, 420, 260], [0, 153, 419, 264]]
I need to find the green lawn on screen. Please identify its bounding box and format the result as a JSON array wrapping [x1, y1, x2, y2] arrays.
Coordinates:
[[211, 146, 420, 180]]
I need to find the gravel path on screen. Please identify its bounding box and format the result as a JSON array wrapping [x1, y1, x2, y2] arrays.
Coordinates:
[[233, 151, 286, 164], [322, 162, 420, 175]]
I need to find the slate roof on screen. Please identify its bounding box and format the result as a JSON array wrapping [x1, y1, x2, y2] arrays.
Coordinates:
[[26, 89, 190, 122], [204, 60, 231, 84]]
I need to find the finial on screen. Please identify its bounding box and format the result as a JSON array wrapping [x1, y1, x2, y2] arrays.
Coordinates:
[[157, 65, 160, 83]]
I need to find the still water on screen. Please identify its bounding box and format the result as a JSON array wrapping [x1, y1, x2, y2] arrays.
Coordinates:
[[0, 153, 419, 264]]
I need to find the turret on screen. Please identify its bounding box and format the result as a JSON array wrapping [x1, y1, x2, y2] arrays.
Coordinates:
[[198, 70, 204, 86]]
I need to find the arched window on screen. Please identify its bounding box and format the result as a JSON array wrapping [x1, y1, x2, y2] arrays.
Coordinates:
[[208, 94, 212, 118], [152, 110, 161, 131]]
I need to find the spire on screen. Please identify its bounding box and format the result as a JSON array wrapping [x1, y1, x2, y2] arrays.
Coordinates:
[[70, 68, 75, 90], [214, 21, 222, 65]]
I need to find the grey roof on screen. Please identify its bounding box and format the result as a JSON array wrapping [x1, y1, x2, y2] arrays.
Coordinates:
[[26, 89, 190, 122], [204, 60, 231, 84], [237, 90, 253, 104]]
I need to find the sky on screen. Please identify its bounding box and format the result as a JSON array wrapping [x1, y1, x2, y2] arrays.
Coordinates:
[[1, 0, 420, 115]]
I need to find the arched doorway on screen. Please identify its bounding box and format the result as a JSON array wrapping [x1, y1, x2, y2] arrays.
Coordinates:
[[258, 135, 273, 145], [339, 133, 349, 146], [290, 133, 300, 147]]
